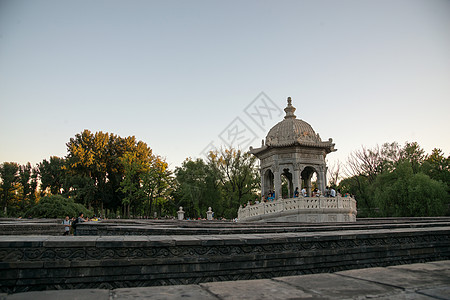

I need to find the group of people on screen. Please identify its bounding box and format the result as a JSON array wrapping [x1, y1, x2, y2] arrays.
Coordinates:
[[291, 186, 340, 198], [294, 187, 308, 197], [62, 212, 101, 236]]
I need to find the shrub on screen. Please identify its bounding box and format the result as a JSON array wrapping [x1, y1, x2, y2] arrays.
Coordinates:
[[24, 195, 92, 218]]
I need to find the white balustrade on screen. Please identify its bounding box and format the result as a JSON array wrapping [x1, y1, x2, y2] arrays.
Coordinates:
[[237, 196, 357, 222]]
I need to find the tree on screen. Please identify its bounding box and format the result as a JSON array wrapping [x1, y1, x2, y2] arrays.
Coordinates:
[[65, 130, 156, 216], [327, 159, 342, 188], [0, 162, 19, 215], [38, 156, 66, 195], [422, 148, 450, 185], [399, 142, 425, 174], [141, 156, 173, 218], [340, 142, 449, 217], [373, 161, 448, 217], [208, 148, 260, 218], [341, 144, 391, 214], [174, 158, 221, 219], [65, 130, 108, 210], [18, 163, 38, 210], [344, 142, 401, 184], [118, 152, 148, 218]]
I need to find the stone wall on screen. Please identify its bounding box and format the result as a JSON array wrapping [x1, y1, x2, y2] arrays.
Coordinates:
[[0, 219, 64, 236], [1, 226, 449, 293]]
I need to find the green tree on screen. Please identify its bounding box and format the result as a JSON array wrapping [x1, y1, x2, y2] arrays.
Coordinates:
[[422, 148, 450, 185], [18, 163, 38, 211], [38, 156, 66, 195], [340, 142, 450, 217], [208, 148, 260, 218], [0, 162, 19, 216], [118, 152, 147, 217], [399, 142, 425, 174], [141, 156, 173, 218], [65, 130, 108, 210], [373, 161, 448, 217], [65, 130, 158, 217], [174, 158, 221, 219]]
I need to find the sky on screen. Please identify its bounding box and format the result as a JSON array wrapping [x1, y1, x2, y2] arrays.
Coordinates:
[[1, 0, 449, 171]]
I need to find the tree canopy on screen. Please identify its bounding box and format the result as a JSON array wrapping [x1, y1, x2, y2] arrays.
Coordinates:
[[339, 142, 449, 217]]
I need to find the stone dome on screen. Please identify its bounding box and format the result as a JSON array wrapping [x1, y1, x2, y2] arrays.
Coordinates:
[[266, 118, 321, 147], [264, 97, 334, 150]]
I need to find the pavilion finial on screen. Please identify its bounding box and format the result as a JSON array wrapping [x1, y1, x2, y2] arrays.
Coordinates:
[[284, 97, 296, 119]]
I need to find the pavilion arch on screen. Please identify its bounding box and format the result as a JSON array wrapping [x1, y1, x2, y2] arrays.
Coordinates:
[[301, 166, 318, 197], [281, 168, 294, 198], [263, 169, 274, 198]]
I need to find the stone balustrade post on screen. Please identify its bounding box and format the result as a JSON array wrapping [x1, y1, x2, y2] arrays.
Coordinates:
[[177, 206, 185, 221], [206, 207, 213, 220]]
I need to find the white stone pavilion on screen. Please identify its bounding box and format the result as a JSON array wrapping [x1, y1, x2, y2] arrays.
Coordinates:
[[238, 97, 357, 223]]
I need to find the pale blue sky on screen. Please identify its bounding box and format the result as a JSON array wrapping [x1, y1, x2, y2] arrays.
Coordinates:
[[1, 0, 449, 170]]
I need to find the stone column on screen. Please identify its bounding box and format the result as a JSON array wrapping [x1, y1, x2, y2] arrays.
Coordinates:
[[274, 170, 282, 199], [260, 168, 265, 200], [316, 170, 322, 195], [318, 166, 326, 194], [293, 170, 299, 192], [286, 175, 291, 198], [293, 164, 302, 194], [306, 175, 312, 197]]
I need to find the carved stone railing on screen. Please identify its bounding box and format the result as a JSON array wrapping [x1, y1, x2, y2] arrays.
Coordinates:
[[238, 196, 357, 222]]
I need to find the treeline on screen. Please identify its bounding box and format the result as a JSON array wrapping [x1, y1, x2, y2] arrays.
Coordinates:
[[0, 131, 448, 219], [0, 130, 259, 219], [337, 142, 449, 217]]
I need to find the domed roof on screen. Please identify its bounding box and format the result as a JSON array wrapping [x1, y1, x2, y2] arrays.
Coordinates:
[[266, 118, 321, 147], [264, 97, 335, 150]]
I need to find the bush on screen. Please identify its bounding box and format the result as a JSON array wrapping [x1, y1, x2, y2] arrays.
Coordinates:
[[24, 195, 92, 218]]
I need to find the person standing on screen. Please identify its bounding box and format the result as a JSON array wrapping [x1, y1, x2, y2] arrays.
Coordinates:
[[330, 187, 336, 197], [301, 187, 307, 197], [294, 187, 299, 198], [73, 212, 86, 236], [62, 216, 71, 236]]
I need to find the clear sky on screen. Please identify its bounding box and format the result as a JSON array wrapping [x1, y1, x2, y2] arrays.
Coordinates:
[[1, 0, 449, 171]]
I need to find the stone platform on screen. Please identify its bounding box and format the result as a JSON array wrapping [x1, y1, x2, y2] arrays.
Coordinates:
[[2, 260, 450, 299], [1, 218, 449, 294], [0, 219, 64, 236]]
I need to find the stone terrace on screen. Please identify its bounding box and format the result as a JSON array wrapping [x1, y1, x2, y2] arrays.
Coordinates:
[[0, 218, 449, 294], [2, 260, 450, 299]]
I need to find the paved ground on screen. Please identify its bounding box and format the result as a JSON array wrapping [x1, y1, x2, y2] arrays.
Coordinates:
[[2, 260, 449, 300]]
